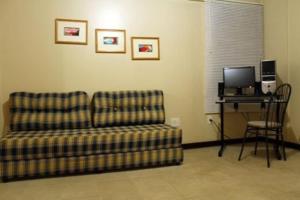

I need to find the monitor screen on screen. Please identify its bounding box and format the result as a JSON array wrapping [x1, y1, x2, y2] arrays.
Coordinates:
[[223, 66, 255, 89]]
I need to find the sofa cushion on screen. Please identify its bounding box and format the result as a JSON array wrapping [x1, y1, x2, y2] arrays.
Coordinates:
[[0, 124, 182, 161], [92, 90, 165, 127], [9, 91, 91, 131]]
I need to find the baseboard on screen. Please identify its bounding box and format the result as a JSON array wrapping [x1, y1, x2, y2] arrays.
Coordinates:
[[268, 138, 300, 150], [285, 142, 300, 150], [183, 137, 300, 150], [182, 140, 220, 149], [183, 138, 256, 149]]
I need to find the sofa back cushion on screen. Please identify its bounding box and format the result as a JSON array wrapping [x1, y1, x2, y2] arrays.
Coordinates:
[[92, 90, 165, 127], [9, 91, 91, 131]]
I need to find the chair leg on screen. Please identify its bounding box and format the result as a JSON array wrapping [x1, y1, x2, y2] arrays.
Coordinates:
[[238, 127, 249, 161], [275, 130, 281, 160], [254, 129, 259, 155], [280, 130, 287, 161], [265, 131, 270, 168]]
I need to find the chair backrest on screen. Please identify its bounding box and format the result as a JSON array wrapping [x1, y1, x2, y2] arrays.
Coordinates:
[[265, 84, 292, 129]]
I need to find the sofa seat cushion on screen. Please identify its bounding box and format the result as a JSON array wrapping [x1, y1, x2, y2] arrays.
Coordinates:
[[0, 124, 182, 161], [92, 90, 165, 127], [2, 148, 183, 180], [9, 91, 91, 131]]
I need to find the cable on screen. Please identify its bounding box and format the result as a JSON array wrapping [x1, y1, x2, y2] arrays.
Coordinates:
[[210, 119, 232, 139]]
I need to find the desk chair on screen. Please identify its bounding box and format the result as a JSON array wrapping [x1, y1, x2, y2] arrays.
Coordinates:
[[238, 84, 292, 167]]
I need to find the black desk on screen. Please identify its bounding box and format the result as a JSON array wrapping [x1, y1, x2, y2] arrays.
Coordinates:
[[216, 96, 270, 157]]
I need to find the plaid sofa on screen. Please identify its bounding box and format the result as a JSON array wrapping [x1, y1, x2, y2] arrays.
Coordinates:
[[0, 90, 183, 181]]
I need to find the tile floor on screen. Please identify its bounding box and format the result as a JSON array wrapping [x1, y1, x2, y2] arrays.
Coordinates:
[[1, 145, 300, 200]]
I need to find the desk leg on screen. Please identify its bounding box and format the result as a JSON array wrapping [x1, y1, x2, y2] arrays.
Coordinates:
[[218, 103, 225, 157]]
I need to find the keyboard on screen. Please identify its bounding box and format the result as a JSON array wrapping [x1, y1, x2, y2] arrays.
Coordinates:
[[224, 96, 269, 103]]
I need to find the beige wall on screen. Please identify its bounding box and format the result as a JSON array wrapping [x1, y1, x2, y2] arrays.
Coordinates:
[[264, 0, 300, 143], [263, 0, 289, 140], [0, 5, 4, 132], [0, 0, 214, 143], [263, 0, 288, 84], [287, 0, 300, 142], [0, 0, 271, 143]]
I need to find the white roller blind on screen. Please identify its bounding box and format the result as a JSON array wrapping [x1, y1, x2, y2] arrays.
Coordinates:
[[205, 1, 264, 113]]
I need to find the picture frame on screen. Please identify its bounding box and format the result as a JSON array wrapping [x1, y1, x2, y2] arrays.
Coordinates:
[[131, 37, 160, 60], [95, 29, 126, 53], [55, 18, 88, 45]]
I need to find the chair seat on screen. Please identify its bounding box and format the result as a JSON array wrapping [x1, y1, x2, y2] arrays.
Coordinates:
[[247, 121, 281, 128]]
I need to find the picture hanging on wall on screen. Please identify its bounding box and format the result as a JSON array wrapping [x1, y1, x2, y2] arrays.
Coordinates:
[[55, 18, 88, 45], [95, 29, 126, 53], [131, 37, 160, 60]]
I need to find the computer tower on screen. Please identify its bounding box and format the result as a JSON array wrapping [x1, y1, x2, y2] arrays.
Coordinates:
[[261, 60, 276, 95]]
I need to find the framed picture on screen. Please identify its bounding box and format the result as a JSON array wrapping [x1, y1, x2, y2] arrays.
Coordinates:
[[55, 18, 88, 45], [131, 37, 160, 60], [95, 29, 126, 53]]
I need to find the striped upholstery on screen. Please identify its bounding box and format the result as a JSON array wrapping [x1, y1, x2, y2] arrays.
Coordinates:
[[1, 124, 182, 161], [92, 90, 165, 127], [1, 148, 183, 180], [9, 91, 91, 131]]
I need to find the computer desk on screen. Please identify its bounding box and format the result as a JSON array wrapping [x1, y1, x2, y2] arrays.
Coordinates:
[[216, 96, 273, 157]]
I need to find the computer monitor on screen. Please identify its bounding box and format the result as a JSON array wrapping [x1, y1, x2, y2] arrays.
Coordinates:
[[223, 66, 256, 95]]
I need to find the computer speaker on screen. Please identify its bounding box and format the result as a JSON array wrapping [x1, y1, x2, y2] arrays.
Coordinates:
[[218, 82, 224, 97], [255, 81, 262, 95]]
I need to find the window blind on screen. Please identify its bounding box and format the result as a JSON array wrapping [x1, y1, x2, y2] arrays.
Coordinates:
[[205, 1, 264, 113]]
